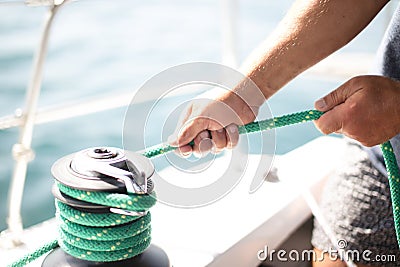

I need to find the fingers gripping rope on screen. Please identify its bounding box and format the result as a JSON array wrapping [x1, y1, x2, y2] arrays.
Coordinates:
[[142, 110, 325, 158], [7, 109, 400, 267]]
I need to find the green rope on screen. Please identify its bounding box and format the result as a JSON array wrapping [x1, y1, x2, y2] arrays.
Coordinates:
[[6, 185, 156, 266], [57, 183, 157, 212], [7, 109, 400, 267], [6, 240, 59, 267], [380, 142, 400, 247], [55, 183, 156, 262], [143, 110, 325, 158]]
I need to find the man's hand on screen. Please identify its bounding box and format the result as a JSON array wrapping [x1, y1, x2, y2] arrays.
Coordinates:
[[314, 75, 400, 147], [169, 88, 260, 157]]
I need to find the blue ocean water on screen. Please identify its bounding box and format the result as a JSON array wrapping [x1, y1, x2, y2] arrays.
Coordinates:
[[0, 0, 393, 231]]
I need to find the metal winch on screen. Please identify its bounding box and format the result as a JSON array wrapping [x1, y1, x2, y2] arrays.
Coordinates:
[[42, 147, 170, 267]]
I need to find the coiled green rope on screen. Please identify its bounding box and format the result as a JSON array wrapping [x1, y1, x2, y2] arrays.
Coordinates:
[[7, 109, 400, 267], [7, 184, 157, 267], [55, 183, 156, 262]]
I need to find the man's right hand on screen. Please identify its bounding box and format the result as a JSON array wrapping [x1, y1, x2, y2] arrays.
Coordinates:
[[168, 88, 260, 157]]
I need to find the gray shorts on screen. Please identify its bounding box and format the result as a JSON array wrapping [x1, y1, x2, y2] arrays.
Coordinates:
[[311, 142, 400, 266]]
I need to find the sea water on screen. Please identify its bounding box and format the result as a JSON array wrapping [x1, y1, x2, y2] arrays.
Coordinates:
[[0, 0, 394, 231]]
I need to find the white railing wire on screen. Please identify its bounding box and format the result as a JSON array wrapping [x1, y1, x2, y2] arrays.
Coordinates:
[[0, 91, 135, 130], [1, 1, 66, 248]]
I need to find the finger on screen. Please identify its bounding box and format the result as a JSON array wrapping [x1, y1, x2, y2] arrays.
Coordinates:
[[167, 134, 178, 147], [314, 77, 364, 112], [174, 144, 192, 158], [176, 118, 209, 148], [193, 130, 213, 157], [314, 105, 345, 135], [210, 128, 227, 154], [225, 124, 239, 148]]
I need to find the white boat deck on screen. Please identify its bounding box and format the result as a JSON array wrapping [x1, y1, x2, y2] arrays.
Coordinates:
[[1, 136, 348, 267]]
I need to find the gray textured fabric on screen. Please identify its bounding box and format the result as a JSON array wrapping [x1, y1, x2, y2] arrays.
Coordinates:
[[311, 142, 399, 266], [371, 2, 400, 173]]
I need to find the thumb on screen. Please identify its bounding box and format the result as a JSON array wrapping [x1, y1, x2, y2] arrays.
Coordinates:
[[314, 77, 362, 112], [174, 117, 209, 147]]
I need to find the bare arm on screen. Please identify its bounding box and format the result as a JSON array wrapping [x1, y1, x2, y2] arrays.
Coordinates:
[[242, 0, 389, 98]]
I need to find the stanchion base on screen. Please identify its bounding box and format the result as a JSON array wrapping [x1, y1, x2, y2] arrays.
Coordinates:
[[42, 245, 170, 267]]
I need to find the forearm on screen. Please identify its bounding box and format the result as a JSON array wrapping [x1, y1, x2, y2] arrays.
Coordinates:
[[240, 0, 388, 99]]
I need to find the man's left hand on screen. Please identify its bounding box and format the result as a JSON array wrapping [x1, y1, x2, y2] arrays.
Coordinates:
[[314, 75, 400, 147]]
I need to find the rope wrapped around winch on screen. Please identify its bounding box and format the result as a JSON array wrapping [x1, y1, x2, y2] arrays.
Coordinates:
[[55, 183, 156, 262]]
